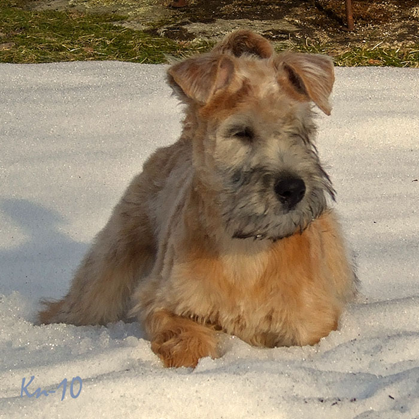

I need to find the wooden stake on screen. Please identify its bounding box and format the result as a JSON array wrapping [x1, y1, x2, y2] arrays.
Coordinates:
[[346, 0, 354, 31]]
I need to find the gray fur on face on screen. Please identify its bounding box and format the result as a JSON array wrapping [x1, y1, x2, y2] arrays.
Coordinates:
[[209, 111, 335, 241]]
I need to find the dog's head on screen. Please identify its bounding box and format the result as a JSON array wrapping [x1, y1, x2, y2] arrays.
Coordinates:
[[167, 30, 335, 241]]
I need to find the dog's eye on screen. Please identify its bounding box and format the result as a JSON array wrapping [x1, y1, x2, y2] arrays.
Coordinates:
[[232, 127, 254, 142]]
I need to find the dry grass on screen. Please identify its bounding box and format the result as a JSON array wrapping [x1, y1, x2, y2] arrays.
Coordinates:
[[0, 1, 210, 64], [1, 0, 418, 67]]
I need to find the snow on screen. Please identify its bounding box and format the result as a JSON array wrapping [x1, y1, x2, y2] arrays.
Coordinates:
[[1, 62, 418, 418]]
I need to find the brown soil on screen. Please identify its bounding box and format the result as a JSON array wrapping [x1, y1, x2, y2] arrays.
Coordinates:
[[166, 0, 419, 48], [29, 0, 419, 50]]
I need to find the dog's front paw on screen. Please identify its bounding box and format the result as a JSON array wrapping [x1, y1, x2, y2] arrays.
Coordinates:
[[151, 327, 218, 368]]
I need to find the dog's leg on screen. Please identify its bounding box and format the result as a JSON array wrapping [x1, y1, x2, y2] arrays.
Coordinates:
[[38, 177, 156, 326], [145, 310, 219, 368]]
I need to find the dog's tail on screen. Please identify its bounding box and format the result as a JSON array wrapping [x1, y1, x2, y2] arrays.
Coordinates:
[[38, 299, 65, 324]]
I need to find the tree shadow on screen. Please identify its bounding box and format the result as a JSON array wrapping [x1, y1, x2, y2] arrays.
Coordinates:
[[0, 198, 148, 339], [0, 198, 88, 300]]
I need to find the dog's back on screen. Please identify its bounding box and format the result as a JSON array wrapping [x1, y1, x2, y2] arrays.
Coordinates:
[[38, 137, 192, 326]]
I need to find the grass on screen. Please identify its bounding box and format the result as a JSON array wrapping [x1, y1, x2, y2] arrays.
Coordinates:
[[288, 42, 419, 68], [1, 0, 418, 66], [0, 1, 210, 64], [333, 46, 419, 67]]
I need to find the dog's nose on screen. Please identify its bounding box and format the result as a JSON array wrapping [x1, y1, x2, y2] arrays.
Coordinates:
[[274, 177, 306, 209]]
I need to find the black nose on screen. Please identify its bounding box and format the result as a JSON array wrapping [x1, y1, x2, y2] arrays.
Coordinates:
[[274, 177, 306, 209]]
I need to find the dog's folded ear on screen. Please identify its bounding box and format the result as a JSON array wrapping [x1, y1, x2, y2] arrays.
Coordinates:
[[168, 55, 235, 105], [275, 52, 335, 115], [212, 29, 274, 59]]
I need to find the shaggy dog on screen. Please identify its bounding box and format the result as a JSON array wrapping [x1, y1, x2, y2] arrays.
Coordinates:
[[39, 30, 357, 368]]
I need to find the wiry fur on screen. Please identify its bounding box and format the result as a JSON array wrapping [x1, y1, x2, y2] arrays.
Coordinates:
[[39, 30, 357, 368]]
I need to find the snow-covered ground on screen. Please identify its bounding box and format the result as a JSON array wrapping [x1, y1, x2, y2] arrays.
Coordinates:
[[0, 62, 418, 418]]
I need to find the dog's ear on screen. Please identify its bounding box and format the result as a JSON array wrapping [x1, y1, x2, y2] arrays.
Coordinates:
[[167, 55, 235, 105], [212, 30, 274, 59], [275, 52, 335, 115]]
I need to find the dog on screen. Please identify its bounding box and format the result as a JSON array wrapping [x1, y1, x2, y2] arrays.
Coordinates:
[[39, 30, 357, 368]]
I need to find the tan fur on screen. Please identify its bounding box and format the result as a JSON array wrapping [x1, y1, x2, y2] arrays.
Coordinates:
[[39, 30, 357, 368]]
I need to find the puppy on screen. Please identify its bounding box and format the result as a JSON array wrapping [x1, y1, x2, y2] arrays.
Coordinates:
[[39, 30, 357, 368]]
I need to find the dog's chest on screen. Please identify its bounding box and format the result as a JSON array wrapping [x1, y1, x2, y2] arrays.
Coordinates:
[[219, 244, 271, 285], [217, 253, 289, 345], [172, 239, 319, 347]]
